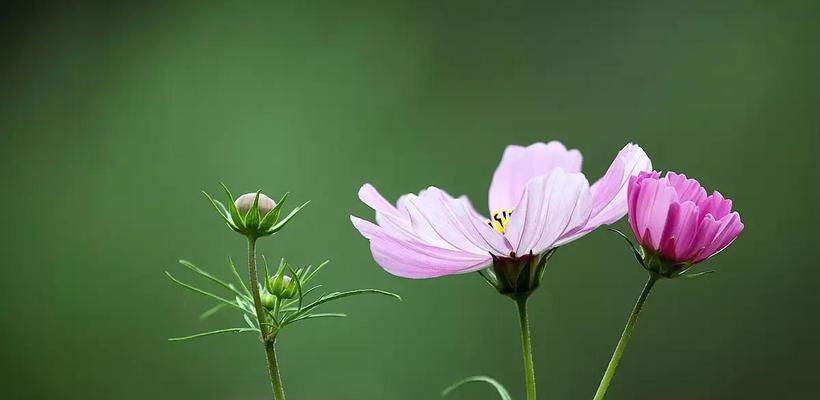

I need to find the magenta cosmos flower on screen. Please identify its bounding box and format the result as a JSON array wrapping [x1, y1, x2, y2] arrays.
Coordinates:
[[627, 171, 744, 277], [351, 141, 652, 281]]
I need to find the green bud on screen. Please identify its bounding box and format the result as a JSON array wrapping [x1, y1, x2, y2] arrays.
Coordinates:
[[261, 289, 277, 310], [267, 274, 298, 299]]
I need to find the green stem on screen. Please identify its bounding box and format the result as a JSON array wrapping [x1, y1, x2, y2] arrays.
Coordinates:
[[247, 238, 286, 400], [592, 273, 659, 400], [516, 297, 536, 400]]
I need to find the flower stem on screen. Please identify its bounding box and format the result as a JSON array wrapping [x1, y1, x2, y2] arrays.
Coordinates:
[[515, 297, 536, 400], [247, 238, 286, 400], [592, 273, 659, 400]]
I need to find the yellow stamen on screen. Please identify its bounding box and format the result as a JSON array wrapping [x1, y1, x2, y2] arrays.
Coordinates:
[[486, 209, 514, 234]]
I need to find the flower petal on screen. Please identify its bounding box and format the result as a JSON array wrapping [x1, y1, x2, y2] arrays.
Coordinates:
[[488, 141, 583, 212], [665, 172, 707, 204], [693, 212, 744, 263], [632, 177, 677, 250], [658, 201, 699, 261], [351, 216, 491, 278], [504, 169, 592, 255], [560, 143, 652, 243]]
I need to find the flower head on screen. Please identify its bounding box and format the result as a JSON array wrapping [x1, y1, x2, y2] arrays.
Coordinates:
[[202, 185, 309, 239], [351, 141, 652, 281], [627, 171, 744, 277]]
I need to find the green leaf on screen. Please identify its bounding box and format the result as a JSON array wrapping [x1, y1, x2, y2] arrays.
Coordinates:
[[268, 201, 310, 234], [288, 313, 347, 324], [281, 285, 322, 310], [199, 303, 227, 320], [165, 271, 247, 314], [261, 255, 271, 281], [220, 183, 244, 228], [303, 260, 330, 285], [442, 376, 512, 400], [178, 259, 251, 302], [607, 228, 645, 267], [227, 257, 250, 296], [283, 289, 401, 324], [243, 313, 258, 329], [168, 327, 258, 342]]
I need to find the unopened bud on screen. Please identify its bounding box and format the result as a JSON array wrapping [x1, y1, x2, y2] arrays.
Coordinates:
[[234, 193, 276, 216]]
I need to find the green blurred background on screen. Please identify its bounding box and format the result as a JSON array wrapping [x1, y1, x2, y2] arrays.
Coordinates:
[[1, 1, 817, 399]]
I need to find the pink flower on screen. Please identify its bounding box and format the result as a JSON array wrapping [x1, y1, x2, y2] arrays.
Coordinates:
[[351, 141, 652, 279], [627, 171, 744, 276]]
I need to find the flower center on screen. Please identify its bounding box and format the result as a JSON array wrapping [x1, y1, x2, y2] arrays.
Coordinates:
[[486, 209, 514, 234]]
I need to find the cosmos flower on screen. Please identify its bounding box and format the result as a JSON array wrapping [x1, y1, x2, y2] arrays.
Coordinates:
[[627, 171, 743, 276], [351, 141, 652, 279]]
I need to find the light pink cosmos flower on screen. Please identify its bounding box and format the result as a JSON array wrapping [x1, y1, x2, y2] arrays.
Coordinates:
[[627, 171, 743, 275], [351, 142, 652, 279]]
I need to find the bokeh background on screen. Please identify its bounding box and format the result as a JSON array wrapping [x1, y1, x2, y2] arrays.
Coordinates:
[[1, 1, 817, 399]]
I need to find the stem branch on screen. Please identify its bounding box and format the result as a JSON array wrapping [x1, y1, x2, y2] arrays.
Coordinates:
[[592, 273, 659, 400], [247, 238, 286, 400]]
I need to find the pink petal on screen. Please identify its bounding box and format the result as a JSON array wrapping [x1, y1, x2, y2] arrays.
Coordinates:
[[504, 169, 592, 255], [563, 143, 652, 242], [628, 171, 661, 237], [658, 201, 699, 261], [359, 184, 404, 218], [633, 177, 677, 250], [665, 172, 707, 203], [351, 217, 491, 278], [488, 141, 583, 212], [693, 212, 744, 263], [697, 191, 733, 220]]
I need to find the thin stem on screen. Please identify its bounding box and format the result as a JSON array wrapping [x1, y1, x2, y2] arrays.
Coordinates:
[[247, 238, 286, 400], [592, 273, 659, 400], [516, 297, 536, 400]]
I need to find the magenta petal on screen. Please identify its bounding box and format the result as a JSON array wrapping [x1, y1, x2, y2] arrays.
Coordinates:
[[697, 191, 733, 220], [633, 177, 676, 250], [351, 216, 492, 278], [665, 172, 707, 204], [504, 169, 592, 255], [658, 201, 699, 260], [488, 141, 583, 212], [693, 212, 744, 263]]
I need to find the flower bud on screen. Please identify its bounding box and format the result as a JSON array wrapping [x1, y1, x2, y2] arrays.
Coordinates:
[[261, 289, 278, 309], [235, 192, 276, 216], [267, 274, 298, 299]]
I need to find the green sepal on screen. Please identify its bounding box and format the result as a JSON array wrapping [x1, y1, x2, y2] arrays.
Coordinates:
[[220, 183, 245, 232], [681, 270, 716, 279], [259, 192, 289, 231], [607, 228, 645, 267], [267, 201, 310, 234], [243, 191, 262, 230], [442, 376, 512, 400]]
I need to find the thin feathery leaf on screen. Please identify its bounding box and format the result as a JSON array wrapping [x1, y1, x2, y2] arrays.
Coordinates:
[[304, 260, 330, 284], [288, 313, 347, 324], [283, 289, 401, 324], [179, 260, 251, 302], [199, 303, 227, 320], [168, 327, 258, 342], [165, 271, 247, 314], [442, 376, 512, 400], [227, 257, 250, 296]]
